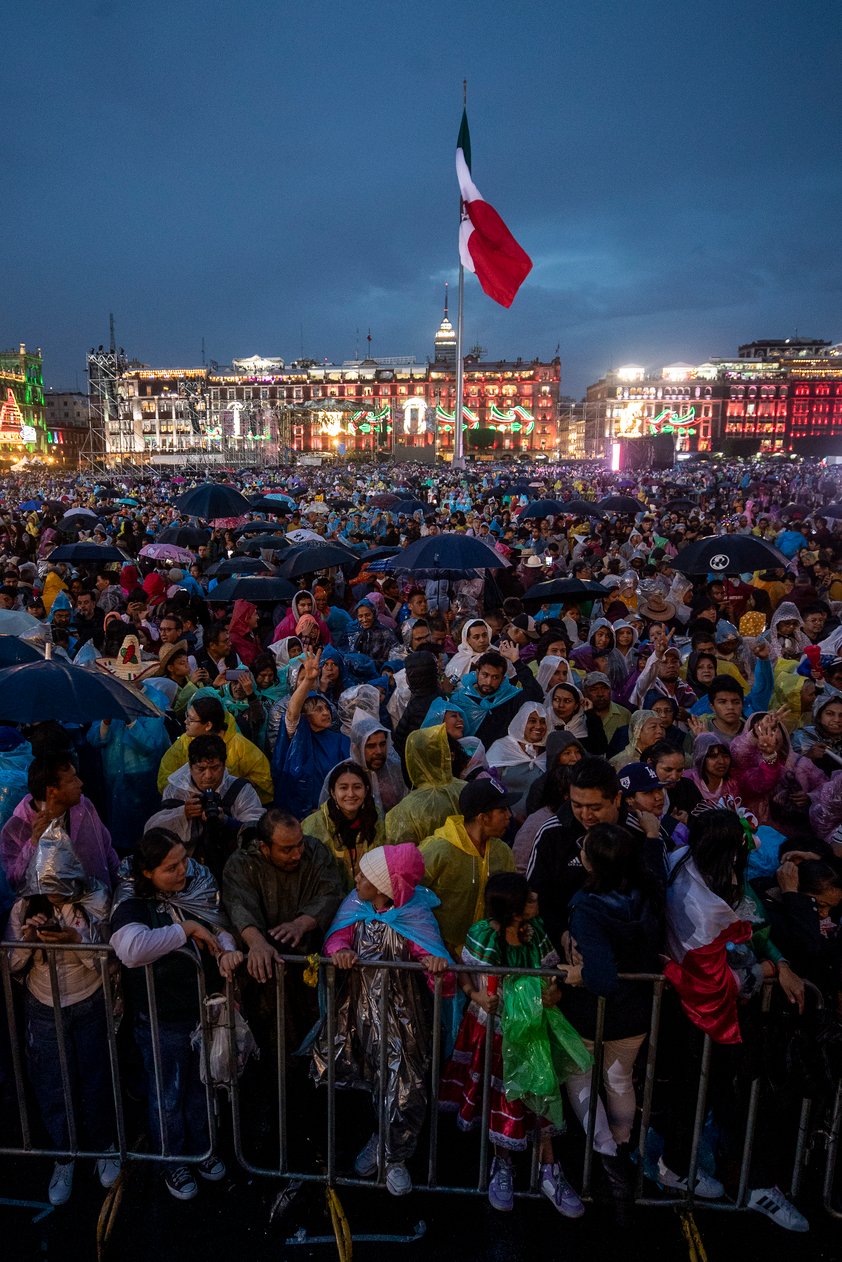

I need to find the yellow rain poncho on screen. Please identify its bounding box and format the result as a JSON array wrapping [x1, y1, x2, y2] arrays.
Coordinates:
[[384, 724, 465, 845], [771, 660, 813, 733], [300, 799, 386, 892], [157, 708, 273, 803], [420, 814, 515, 957]]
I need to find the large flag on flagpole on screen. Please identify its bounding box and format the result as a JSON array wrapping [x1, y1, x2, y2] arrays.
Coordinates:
[[455, 108, 532, 308]]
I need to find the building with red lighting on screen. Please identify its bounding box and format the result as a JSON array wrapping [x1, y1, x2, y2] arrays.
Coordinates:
[[103, 299, 560, 462]]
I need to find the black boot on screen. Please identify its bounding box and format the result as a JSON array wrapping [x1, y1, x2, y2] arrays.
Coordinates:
[[599, 1145, 635, 1228]]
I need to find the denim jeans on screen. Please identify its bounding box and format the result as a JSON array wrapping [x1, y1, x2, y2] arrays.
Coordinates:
[[134, 1014, 210, 1157], [25, 987, 115, 1152]]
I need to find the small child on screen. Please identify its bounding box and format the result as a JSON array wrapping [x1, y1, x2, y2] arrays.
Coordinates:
[[311, 843, 451, 1197], [439, 872, 590, 1216]]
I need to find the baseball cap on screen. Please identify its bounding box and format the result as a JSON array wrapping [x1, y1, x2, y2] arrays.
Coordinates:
[[507, 614, 538, 640], [583, 671, 611, 688], [618, 762, 667, 796], [459, 779, 520, 819]]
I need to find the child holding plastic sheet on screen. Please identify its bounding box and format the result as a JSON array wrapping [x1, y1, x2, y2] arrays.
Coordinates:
[[311, 843, 452, 1198], [439, 872, 591, 1216]]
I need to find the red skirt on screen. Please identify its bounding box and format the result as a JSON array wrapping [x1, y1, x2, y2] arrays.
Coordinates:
[[438, 1004, 552, 1151]]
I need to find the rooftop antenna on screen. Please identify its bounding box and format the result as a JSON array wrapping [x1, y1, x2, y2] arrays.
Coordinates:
[[444, 281, 449, 317], [367, 328, 372, 358], [300, 322, 304, 360], [109, 312, 116, 354], [201, 337, 206, 366]]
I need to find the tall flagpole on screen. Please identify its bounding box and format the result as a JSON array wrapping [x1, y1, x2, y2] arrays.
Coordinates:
[[453, 80, 467, 469]]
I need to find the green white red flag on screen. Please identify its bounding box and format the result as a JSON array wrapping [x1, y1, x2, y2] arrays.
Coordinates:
[[456, 108, 532, 308]]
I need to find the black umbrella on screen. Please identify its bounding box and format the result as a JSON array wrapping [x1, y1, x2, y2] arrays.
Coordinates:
[[278, 543, 359, 578], [207, 576, 297, 603], [522, 578, 611, 604], [597, 495, 647, 515], [48, 542, 129, 564], [236, 533, 292, 553], [360, 546, 401, 563], [369, 492, 401, 508], [517, 500, 568, 519], [673, 535, 790, 576], [175, 482, 251, 519], [157, 524, 211, 549], [206, 557, 275, 577], [383, 533, 506, 573], [232, 520, 281, 538], [663, 498, 698, 513], [0, 658, 161, 722], [247, 496, 292, 513], [557, 499, 605, 517], [57, 510, 102, 532]]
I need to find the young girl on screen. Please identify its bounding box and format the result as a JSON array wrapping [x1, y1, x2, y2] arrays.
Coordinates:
[[439, 873, 590, 1217], [311, 844, 451, 1197]]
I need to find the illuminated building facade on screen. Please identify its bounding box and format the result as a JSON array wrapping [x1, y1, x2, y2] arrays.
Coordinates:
[[584, 338, 842, 457], [0, 343, 46, 461], [108, 301, 561, 460]]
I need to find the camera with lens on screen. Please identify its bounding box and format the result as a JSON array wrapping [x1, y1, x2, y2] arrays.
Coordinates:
[[200, 789, 223, 820]]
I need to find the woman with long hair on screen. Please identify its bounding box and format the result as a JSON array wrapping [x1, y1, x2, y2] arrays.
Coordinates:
[[301, 761, 386, 891]]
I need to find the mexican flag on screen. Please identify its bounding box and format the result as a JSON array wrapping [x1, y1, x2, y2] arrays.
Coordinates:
[[456, 109, 532, 308]]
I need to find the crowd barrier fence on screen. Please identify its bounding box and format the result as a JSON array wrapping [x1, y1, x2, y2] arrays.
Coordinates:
[[1, 941, 840, 1222]]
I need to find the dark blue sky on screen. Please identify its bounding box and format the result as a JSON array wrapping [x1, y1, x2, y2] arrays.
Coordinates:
[[6, 0, 841, 395]]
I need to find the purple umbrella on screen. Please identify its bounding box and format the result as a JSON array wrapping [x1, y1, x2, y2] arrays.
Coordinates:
[[139, 543, 195, 564]]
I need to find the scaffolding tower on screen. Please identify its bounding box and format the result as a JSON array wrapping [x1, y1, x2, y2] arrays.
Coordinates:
[[83, 315, 128, 472]]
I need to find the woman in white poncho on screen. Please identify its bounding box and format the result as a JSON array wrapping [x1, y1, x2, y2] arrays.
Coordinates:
[[485, 701, 548, 822]]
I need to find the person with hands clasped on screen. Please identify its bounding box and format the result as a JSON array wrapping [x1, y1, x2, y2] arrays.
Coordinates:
[[110, 828, 242, 1202]]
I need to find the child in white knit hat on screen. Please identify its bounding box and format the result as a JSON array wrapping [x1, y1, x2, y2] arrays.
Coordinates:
[[311, 842, 451, 1196]]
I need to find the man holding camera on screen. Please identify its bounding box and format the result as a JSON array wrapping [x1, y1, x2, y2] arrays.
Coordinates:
[[146, 734, 263, 881]]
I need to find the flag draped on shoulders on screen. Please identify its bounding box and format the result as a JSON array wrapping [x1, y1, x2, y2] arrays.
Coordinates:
[[455, 109, 532, 309], [663, 848, 752, 1044]]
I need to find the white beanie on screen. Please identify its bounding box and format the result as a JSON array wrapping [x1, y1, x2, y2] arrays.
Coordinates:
[[358, 848, 393, 899]]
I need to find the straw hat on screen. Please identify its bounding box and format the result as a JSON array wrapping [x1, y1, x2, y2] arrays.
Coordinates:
[[95, 635, 159, 683], [637, 592, 676, 622], [151, 639, 190, 677]]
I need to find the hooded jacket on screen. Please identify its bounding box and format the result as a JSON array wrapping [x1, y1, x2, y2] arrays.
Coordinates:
[[730, 710, 824, 825], [419, 813, 515, 957], [570, 618, 628, 689], [683, 731, 741, 807], [271, 592, 332, 646], [228, 599, 261, 666], [349, 712, 406, 813], [384, 723, 466, 846], [394, 651, 443, 756], [156, 706, 273, 803]]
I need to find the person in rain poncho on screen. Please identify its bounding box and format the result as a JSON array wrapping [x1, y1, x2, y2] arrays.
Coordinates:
[[485, 702, 548, 822], [312, 843, 451, 1197], [345, 599, 398, 668], [421, 698, 487, 780], [157, 690, 273, 804], [348, 712, 406, 813], [271, 651, 350, 821], [392, 651, 445, 755], [6, 827, 117, 1206], [88, 680, 171, 852], [792, 691, 842, 777], [385, 723, 466, 846], [271, 590, 332, 646], [445, 618, 495, 683], [0, 727, 32, 830], [684, 732, 742, 809], [609, 709, 666, 772], [301, 761, 386, 892], [544, 681, 608, 756], [337, 683, 381, 737], [764, 601, 809, 663], [228, 599, 262, 667]]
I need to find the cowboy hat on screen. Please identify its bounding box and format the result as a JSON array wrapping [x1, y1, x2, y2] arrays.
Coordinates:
[[638, 592, 676, 621]]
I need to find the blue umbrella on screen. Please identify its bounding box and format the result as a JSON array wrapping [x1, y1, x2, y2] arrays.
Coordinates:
[[0, 658, 161, 722], [175, 483, 251, 519], [0, 636, 43, 666], [383, 533, 506, 573], [391, 499, 429, 516], [115, 497, 139, 506], [19, 499, 42, 511]]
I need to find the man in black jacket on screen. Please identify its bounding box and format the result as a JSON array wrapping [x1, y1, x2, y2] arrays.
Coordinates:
[[527, 758, 666, 950]]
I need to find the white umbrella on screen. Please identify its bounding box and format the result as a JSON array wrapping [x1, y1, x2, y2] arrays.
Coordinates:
[[0, 609, 41, 635], [286, 528, 324, 543], [304, 502, 330, 514]]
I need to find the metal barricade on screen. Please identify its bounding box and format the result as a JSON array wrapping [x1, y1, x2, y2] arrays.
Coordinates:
[[0, 939, 216, 1169], [1, 941, 838, 1220]]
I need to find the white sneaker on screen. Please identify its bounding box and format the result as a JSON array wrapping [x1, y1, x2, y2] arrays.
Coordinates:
[[386, 1162, 412, 1196], [657, 1156, 724, 1200], [96, 1149, 121, 1189], [48, 1161, 75, 1206], [748, 1186, 809, 1232]]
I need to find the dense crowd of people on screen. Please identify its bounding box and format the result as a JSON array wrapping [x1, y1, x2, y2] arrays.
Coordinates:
[[1, 455, 842, 1231]]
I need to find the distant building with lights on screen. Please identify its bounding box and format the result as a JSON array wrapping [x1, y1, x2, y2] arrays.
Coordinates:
[[44, 391, 92, 466], [583, 337, 842, 457], [104, 297, 561, 461], [0, 343, 45, 461]]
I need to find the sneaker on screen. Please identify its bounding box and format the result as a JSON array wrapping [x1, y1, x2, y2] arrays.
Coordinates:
[[48, 1161, 74, 1206], [197, 1156, 226, 1182], [488, 1156, 514, 1212], [386, 1162, 412, 1196], [657, 1157, 724, 1200], [354, 1134, 380, 1178], [748, 1186, 809, 1232], [540, 1161, 585, 1219], [96, 1149, 121, 1189], [164, 1165, 198, 1201]]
